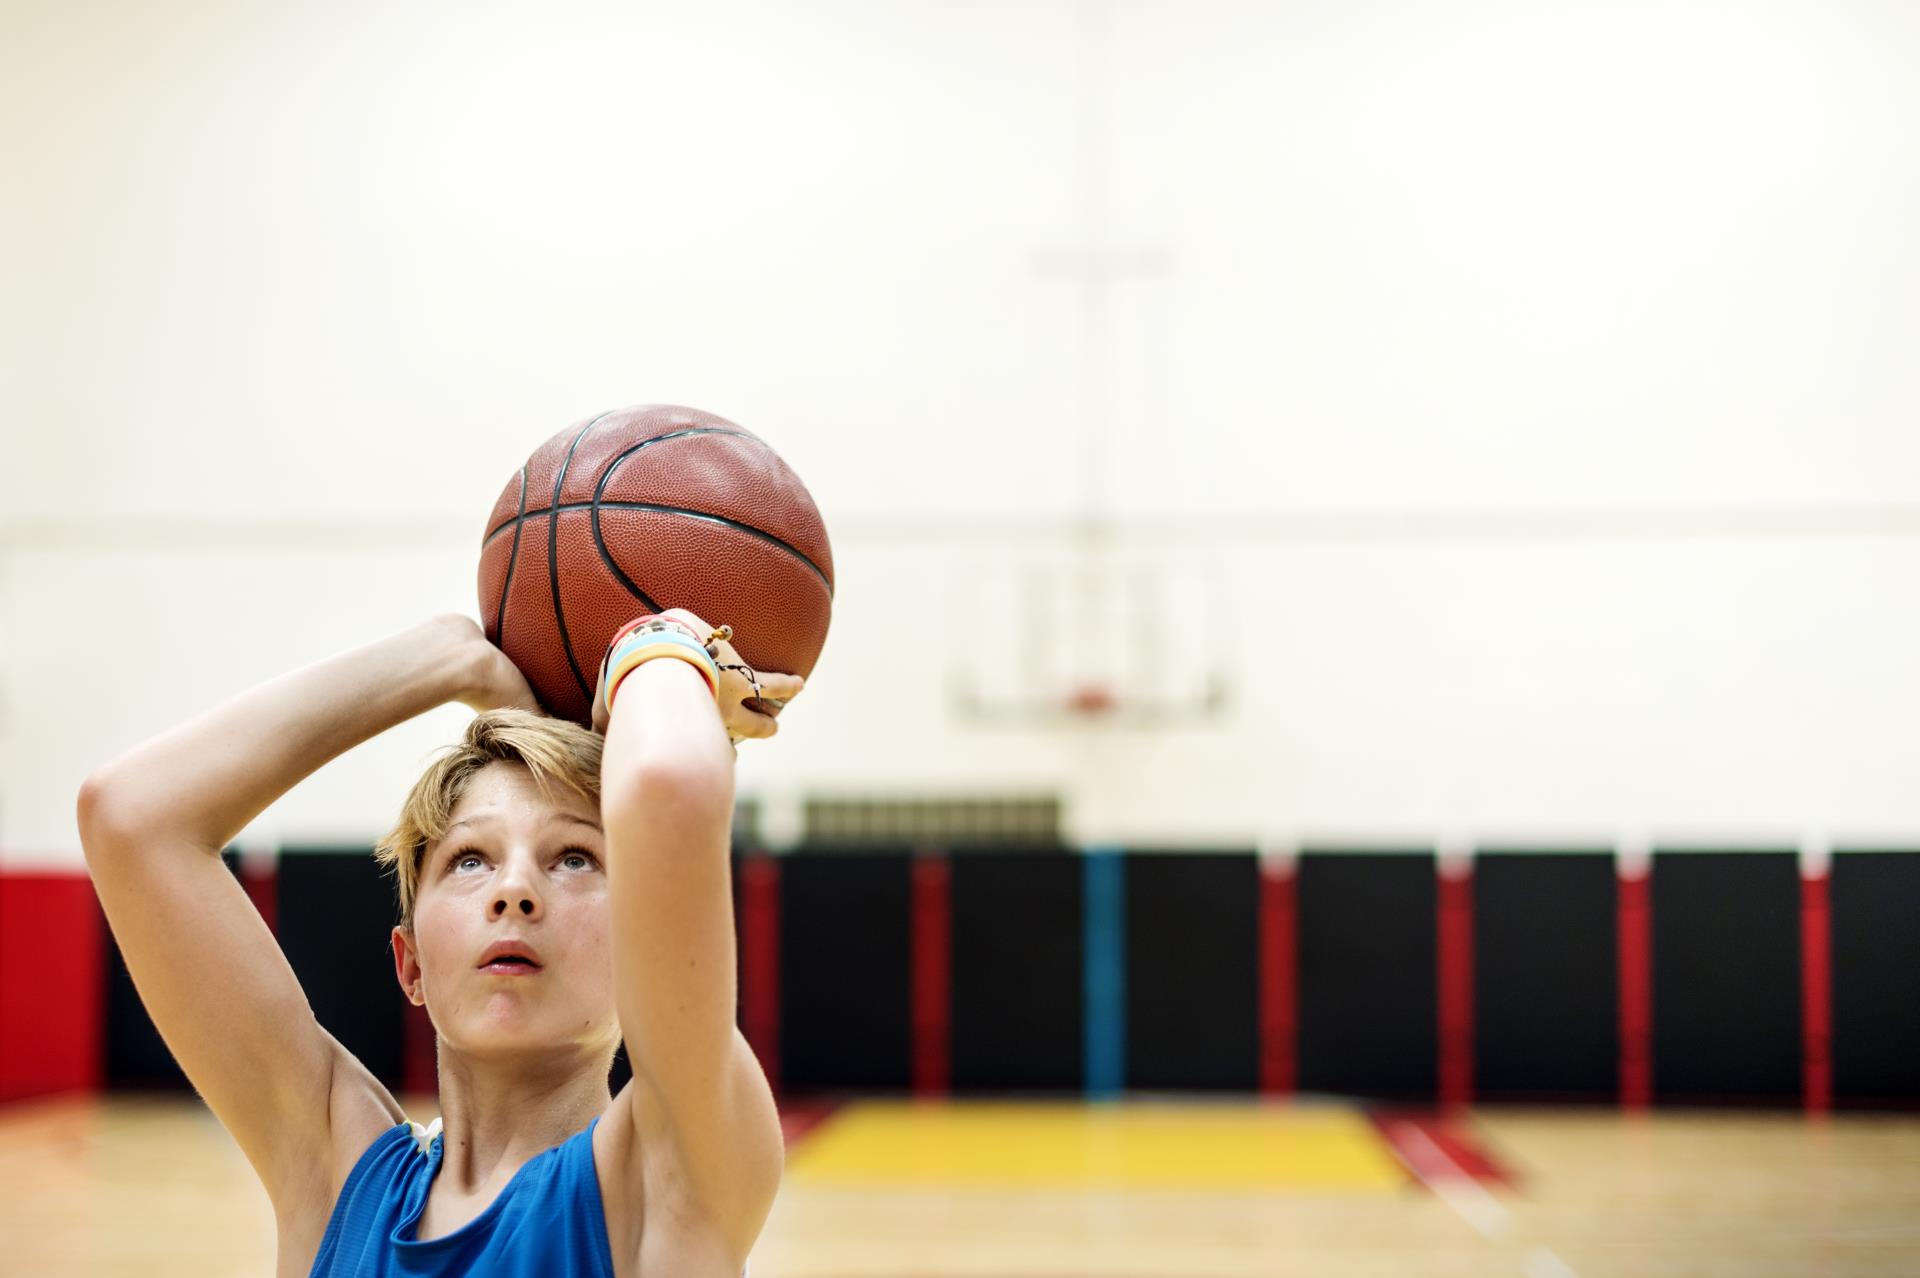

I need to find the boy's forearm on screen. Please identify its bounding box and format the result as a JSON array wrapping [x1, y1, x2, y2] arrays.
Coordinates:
[[81, 615, 477, 854], [600, 656, 736, 799]]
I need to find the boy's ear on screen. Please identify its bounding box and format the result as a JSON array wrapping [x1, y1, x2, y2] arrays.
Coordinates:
[[392, 926, 424, 1005]]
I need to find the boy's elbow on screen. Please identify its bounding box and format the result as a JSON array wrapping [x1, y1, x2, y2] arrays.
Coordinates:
[[76, 762, 171, 856], [76, 769, 131, 859], [603, 758, 732, 834]]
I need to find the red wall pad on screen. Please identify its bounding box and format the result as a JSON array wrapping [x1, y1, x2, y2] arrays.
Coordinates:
[[1436, 865, 1474, 1110], [1617, 867, 1652, 1110], [1801, 864, 1832, 1113], [400, 1003, 437, 1095], [739, 855, 782, 1094], [0, 872, 105, 1101], [911, 851, 952, 1097], [1258, 855, 1297, 1097]]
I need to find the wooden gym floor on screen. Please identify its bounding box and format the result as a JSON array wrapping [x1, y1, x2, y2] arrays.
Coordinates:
[[4, 1092, 1916, 1277]]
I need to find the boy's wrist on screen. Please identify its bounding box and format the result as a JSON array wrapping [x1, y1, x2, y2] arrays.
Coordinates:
[[432, 614, 506, 710]]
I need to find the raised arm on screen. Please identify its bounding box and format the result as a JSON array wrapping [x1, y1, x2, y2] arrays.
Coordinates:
[[595, 612, 802, 1256], [75, 613, 534, 1208]]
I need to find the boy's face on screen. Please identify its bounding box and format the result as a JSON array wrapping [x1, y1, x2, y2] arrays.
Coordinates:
[[393, 761, 619, 1065]]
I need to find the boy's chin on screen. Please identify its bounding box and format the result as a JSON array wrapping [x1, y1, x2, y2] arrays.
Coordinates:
[[458, 1008, 559, 1044]]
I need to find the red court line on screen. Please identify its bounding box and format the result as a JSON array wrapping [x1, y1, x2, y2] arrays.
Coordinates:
[[1258, 856, 1297, 1096], [1617, 868, 1652, 1110], [739, 855, 782, 1094], [911, 851, 952, 1098], [1801, 866, 1832, 1113], [1437, 867, 1474, 1108], [1369, 1108, 1516, 1188]]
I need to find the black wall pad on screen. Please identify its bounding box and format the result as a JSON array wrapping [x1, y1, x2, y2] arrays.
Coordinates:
[[1651, 851, 1800, 1103], [1831, 851, 1920, 1102], [950, 850, 1084, 1091], [1474, 852, 1617, 1100], [1125, 851, 1259, 1090], [1296, 851, 1437, 1100], [779, 848, 912, 1090], [278, 847, 407, 1087], [104, 848, 247, 1089]]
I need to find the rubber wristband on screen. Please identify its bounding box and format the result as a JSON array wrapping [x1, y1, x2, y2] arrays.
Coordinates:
[[605, 638, 719, 698], [604, 626, 718, 681], [598, 627, 695, 723], [610, 643, 719, 697], [604, 644, 722, 714], [596, 614, 725, 723], [602, 623, 713, 673]]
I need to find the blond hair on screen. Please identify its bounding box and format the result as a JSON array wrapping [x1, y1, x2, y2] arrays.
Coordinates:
[[375, 708, 602, 933]]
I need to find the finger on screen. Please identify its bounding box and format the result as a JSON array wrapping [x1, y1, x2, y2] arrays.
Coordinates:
[[740, 674, 804, 718], [760, 672, 806, 701], [589, 669, 609, 733], [736, 709, 780, 740]]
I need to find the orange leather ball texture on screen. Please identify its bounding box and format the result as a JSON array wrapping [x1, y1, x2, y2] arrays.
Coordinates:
[[479, 404, 834, 726]]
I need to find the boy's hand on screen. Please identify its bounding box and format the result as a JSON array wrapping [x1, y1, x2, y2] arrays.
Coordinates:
[[443, 614, 544, 715], [590, 609, 806, 742]]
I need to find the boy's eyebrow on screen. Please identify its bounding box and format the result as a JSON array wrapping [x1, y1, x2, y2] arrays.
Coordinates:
[[445, 813, 603, 834]]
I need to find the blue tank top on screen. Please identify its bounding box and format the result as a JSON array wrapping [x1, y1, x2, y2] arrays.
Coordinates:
[[307, 1115, 614, 1277]]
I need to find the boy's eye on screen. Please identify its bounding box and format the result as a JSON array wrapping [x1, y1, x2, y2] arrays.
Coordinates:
[[447, 846, 597, 872]]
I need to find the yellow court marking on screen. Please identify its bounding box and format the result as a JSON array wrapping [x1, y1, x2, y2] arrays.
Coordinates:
[[784, 1099, 1408, 1191]]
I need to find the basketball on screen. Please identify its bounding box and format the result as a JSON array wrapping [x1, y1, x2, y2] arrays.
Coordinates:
[[477, 404, 834, 726]]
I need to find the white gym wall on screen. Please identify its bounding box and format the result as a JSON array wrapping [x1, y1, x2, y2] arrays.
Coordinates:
[[4, 0, 1918, 866]]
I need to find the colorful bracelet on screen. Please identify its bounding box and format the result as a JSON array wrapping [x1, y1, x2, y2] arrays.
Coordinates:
[[606, 613, 707, 654], [597, 617, 724, 721], [606, 639, 720, 704], [604, 630, 721, 704]]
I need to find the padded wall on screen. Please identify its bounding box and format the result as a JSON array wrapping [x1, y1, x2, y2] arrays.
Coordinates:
[[950, 850, 1083, 1091], [1296, 851, 1437, 1100], [1651, 851, 1800, 1103], [277, 846, 408, 1087], [778, 848, 912, 1090], [1831, 850, 1920, 1102], [1125, 851, 1259, 1090], [1474, 852, 1617, 1099]]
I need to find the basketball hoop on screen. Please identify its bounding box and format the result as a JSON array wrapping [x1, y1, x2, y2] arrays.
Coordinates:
[[946, 552, 1232, 730]]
